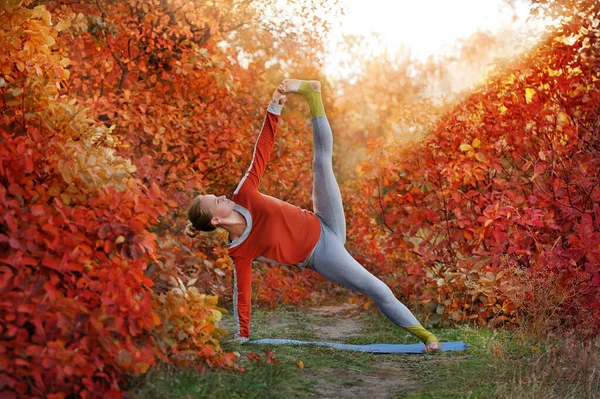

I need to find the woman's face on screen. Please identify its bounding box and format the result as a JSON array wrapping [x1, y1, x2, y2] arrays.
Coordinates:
[[200, 194, 235, 224]]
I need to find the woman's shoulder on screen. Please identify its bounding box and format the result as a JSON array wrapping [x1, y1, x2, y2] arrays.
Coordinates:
[[227, 245, 257, 264], [233, 184, 261, 201]]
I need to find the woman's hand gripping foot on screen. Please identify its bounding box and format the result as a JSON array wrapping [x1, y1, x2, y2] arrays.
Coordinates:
[[272, 86, 287, 106]]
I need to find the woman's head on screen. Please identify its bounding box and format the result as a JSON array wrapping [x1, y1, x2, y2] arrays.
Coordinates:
[[185, 194, 235, 238]]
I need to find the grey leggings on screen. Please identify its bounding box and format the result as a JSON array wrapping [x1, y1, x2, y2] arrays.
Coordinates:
[[310, 116, 420, 328]]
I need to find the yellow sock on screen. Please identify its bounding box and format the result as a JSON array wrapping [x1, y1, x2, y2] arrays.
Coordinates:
[[298, 81, 325, 118], [405, 324, 439, 345]]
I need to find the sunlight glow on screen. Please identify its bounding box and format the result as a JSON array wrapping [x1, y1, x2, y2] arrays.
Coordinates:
[[325, 0, 543, 78]]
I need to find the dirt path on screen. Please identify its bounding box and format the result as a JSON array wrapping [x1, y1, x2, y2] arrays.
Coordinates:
[[303, 304, 424, 399], [219, 303, 463, 398], [306, 303, 364, 341], [308, 365, 422, 399]]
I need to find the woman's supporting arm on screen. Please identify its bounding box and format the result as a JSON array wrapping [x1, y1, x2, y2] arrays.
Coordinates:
[[232, 256, 253, 339]]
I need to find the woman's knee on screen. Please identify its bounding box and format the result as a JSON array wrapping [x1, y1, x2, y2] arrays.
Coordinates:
[[312, 157, 333, 172], [365, 280, 396, 304]]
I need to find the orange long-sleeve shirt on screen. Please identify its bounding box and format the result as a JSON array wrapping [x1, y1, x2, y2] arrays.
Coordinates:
[[229, 103, 321, 338]]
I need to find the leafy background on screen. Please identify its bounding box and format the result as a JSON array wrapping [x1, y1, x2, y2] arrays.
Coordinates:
[[0, 0, 598, 396]]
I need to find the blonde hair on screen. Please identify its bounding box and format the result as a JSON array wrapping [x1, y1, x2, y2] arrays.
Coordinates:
[[185, 195, 216, 238]]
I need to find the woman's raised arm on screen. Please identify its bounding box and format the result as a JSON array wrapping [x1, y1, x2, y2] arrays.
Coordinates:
[[233, 87, 286, 195]]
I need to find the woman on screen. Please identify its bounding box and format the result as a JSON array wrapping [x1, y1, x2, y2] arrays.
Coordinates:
[[186, 79, 440, 352]]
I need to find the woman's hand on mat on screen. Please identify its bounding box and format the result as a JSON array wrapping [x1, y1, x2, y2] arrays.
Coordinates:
[[232, 336, 249, 344], [423, 339, 440, 353]]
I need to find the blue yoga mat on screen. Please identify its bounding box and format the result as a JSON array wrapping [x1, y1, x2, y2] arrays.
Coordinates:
[[248, 338, 468, 353]]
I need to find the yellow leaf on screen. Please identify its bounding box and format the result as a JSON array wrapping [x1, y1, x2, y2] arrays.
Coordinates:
[[55, 19, 71, 32], [472, 138, 481, 148], [475, 152, 488, 163], [558, 112, 568, 123], [44, 33, 56, 47], [135, 362, 150, 374], [6, 98, 20, 106], [538, 151, 546, 161], [32, 6, 51, 25], [60, 193, 72, 205], [49, 182, 61, 197], [187, 278, 198, 287], [525, 88, 535, 103], [459, 144, 473, 152], [569, 259, 577, 266]]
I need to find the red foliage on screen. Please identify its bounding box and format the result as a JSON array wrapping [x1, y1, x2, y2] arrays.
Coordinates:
[[245, 347, 279, 365], [0, 2, 238, 397], [1, 0, 336, 396], [253, 265, 328, 308], [0, 127, 164, 396]]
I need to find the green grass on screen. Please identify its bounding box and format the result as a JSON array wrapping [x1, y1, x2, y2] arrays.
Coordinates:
[[129, 361, 301, 399], [128, 305, 599, 399], [346, 311, 522, 398]]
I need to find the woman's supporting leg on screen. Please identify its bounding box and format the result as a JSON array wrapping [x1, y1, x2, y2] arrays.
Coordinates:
[[312, 224, 439, 350]]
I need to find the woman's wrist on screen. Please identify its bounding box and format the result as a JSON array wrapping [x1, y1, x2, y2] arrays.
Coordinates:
[[267, 101, 283, 115], [233, 335, 249, 344]]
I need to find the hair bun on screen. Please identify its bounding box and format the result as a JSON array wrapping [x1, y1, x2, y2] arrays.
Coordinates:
[[185, 221, 199, 238]]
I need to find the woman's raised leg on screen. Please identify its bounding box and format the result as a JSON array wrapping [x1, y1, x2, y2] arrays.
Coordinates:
[[279, 79, 346, 243]]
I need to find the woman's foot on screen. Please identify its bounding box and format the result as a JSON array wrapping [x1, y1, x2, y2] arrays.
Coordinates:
[[278, 78, 324, 117], [423, 339, 440, 353], [405, 324, 440, 353], [278, 78, 321, 94]]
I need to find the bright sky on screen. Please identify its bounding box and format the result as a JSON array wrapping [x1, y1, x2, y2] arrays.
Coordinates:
[[324, 0, 541, 76]]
